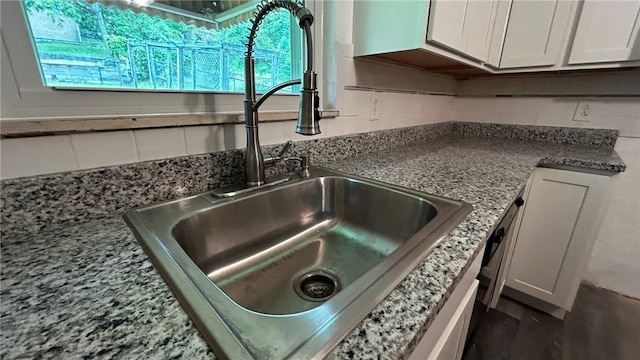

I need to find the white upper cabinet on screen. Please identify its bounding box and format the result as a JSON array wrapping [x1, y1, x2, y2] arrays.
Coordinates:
[[427, 0, 499, 62], [499, 0, 573, 68], [568, 0, 640, 64], [353, 0, 510, 71], [427, 0, 468, 54], [466, 1, 507, 64], [352, 0, 640, 75], [352, 0, 430, 57]]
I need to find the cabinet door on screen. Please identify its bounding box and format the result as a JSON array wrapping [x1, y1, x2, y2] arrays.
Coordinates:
[[569, 0, 640, 64], [408, 253, 482, 360], [427, 0, 468, 54], [464, 1, 500, 61], [429, 280, 478, 360], [427, 0, 499, 62], [506, 168, 611, 310], [486, 0, 513, 67], [409, 280, 479, 360], [499, 0, 573, 68]]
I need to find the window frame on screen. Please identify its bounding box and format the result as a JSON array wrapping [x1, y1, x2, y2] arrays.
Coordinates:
[[0, 0, 322, 122]]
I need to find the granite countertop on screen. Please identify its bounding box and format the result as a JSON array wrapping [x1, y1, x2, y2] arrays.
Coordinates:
[[0, 135, 624, 359]]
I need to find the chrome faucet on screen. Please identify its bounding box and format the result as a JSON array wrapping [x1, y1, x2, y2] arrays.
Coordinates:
[[243, 0, 320, 187]]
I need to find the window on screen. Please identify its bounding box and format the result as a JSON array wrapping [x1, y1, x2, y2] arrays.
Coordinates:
[[21, 0, 297, 93], [0, 0, 322, 121]]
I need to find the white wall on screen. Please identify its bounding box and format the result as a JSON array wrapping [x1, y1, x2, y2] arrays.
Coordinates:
[[453, 74, 640, 299], [584, 138, 640, 299], [452, 97, 640, 137]]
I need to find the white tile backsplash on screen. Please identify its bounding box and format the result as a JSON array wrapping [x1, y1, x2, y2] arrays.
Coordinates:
[[256, 121, 286, 146], [340, 115, 372, 135], [498, 79, 524, 95], [0, 135, 78, 179], [71, 131, 138, 169], [497, 111, 537, 125], [380, 92, 409, 115], [339, 88, 371, 117], [604, 102, 640, 118], [453, 96, 640, 137], [453, 110, 499, 123], [535, 113, 570, 127], [134, 127, 187, 161], [1, 91, 636, 180], [226, 124, 247, 149], [184, 125, 225, 155], [409, 94, 423, 115], [535, 98, 576, 116], [417, 96, 436, 122], [321, 116, 345, 137], [604, 116, 640, 138]]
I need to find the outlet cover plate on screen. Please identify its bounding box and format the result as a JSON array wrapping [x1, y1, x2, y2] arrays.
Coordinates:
[[573, 102, 592, 122], [370, 93, 380, 121]]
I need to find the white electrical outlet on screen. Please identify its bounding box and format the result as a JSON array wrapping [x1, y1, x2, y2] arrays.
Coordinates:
[[370, 92, 380, 121], [573, 102, 592, 122]]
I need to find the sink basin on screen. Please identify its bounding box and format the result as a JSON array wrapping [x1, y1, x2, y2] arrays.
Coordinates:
[[173, 176, 437, 315], [124, 167, 471, 359]]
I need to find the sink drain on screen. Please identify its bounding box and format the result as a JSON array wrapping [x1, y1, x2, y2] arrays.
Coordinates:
[[294, 270, 341, 302]]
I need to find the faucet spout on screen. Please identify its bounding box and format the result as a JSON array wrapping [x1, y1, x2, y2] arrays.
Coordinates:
[[243, 0, 320, 187]]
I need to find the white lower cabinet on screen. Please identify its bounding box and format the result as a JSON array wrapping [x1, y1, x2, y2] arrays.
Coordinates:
[[428, 281, 478, 360], [505, 167, 613, 318], [408, 251, 482, 360]]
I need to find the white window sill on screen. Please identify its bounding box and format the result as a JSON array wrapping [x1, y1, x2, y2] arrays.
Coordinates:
[[0, 110, 340, 138]]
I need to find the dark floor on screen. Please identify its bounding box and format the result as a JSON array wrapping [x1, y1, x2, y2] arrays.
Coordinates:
[[463, 283, 640, 360]]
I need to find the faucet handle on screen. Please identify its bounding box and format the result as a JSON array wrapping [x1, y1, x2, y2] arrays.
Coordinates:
[[276, 140, 293, 159], [265, 140, 294, 167]]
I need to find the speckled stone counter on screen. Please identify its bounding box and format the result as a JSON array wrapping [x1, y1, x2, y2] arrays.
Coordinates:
[[0, 133, 624, 359]]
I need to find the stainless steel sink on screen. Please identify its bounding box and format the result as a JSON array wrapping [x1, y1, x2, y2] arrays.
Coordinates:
[[124, 167, 472, 359]]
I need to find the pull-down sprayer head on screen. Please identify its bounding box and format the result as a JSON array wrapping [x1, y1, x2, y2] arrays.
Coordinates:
[[296, 70, 320, 135], [294, 7, 320, 136]]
